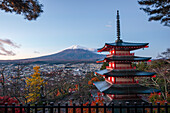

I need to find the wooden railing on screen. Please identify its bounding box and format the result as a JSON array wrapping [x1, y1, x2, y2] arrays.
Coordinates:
[[106, 53, 134, 57], [0, 102, 169, 113]]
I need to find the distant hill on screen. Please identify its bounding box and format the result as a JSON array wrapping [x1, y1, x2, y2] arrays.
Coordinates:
[[0, 45, 105, 64]]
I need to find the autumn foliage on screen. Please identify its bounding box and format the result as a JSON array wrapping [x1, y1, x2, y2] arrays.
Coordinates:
[[25, 66, 46, 103], [88, 77, 100, 85], [0, 96, 25, 113], [148, 92, 170, 113], [68, 92, 112, 113]]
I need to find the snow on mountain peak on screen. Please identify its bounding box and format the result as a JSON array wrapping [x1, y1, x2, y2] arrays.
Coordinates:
[[67, 45, 84, 49], [65, 45, 97, 52]]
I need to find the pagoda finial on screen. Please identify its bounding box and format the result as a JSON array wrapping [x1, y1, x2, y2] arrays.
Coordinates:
[[115, 10, 123, 43]]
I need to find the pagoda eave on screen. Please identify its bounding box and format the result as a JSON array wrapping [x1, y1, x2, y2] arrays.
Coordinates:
[[96, 73, 156, 78], [94, 81, 160, 95], [97, 56, 151, 63], [97, 42, 149, 52], [97, 60, 150, 63], [95, 69, 156, 77]]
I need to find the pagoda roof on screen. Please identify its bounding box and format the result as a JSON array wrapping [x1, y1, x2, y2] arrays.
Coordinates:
[[98, 42, 149, 52], [97, 56, 151, 63], [95, 69, 156, 77], [94, 81, 160, 94]]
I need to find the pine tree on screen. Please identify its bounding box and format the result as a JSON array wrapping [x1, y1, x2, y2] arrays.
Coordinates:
[[138, 0, 170, 27], [0, 0, 43, 20]]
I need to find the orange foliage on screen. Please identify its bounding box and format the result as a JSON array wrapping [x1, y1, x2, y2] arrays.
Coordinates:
[[0, 96, 25, 113], [149, 92, 168, 104], [56, 89, 61, 96], [147, 92, 169, 113], [88, 77, 100, 85], [68, 92, 112, 113], [75, 84, 79, 91]]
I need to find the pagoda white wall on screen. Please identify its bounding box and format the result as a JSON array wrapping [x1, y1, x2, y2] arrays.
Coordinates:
[[109, 50, 115, 55], [116, 64, 131, 68], [116, 51, 129, 54], [109, 62, 114, 68], [116, 78, 133, 82], [108, 77, 115, 82]]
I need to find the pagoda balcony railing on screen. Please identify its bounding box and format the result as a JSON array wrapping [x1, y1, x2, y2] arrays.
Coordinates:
[[105, 80, 139, 85], [115, 53, 134, 56], [106, 53, 134, 57], [106, 66, 134, 70], [115, 81, 139, 84], [114, 67, 133, 70], [0, 102, 169, 113]]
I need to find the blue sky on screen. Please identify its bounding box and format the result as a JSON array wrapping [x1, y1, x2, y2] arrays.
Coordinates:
[[0, 0, 169, 60]]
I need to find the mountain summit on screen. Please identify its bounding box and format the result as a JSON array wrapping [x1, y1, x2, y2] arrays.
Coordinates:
[[63, 45, 97, 52]]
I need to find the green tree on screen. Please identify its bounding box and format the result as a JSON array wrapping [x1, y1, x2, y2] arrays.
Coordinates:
[[138, 0, 170, 27], [0, 0, 43, 20], [137, 59, 170, 101], [149, 60, 170, 100], [136, 62, 149, 71], [100, 62, 109, 70]]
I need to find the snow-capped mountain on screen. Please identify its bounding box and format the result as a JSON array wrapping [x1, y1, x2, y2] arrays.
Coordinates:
[[64, 45, 97, 52], [0, 45, 104, 63]]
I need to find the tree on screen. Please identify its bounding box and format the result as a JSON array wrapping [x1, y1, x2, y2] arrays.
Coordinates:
[[137, 59, 170, 101], [69, 93, 105, 113], [25, 66, 46, 103], [88, 77, 100, 85], [8, 64, 26, 98], [0, 0, 43, 20], [0, 66, 7, 96], [136, 62, 149, 71], [100, 62, 109, 70], [0, 96, 25, 113], [138, 0, 170, 27], [150, 60, 170, 100], [148, 92, 169, 113], [157, 48, 170, 63]]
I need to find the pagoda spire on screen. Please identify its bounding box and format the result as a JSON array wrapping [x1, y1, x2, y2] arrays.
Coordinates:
[[115, 10, 123, 43]]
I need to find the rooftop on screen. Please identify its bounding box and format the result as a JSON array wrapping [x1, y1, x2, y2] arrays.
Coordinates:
[[95, 69, 156, 77], [94, 81, 160, 94], [98, 42, 149, 52], [97, 56, 151, 63]]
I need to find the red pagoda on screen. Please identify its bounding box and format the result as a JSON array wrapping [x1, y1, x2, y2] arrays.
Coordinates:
[[94, 11, 160, 104]]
